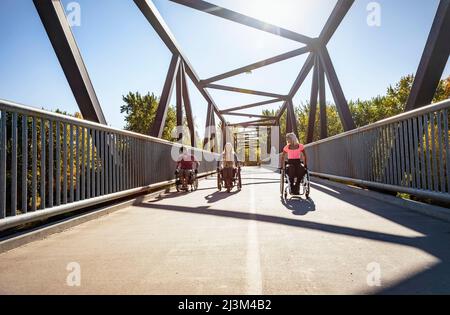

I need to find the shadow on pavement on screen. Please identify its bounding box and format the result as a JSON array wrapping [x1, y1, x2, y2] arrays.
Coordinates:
[[281, 197, 316, 216], [309, 180, 450, 294]]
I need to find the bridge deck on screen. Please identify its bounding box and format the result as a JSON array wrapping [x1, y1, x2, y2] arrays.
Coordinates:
[[1, 167, 449, 294]]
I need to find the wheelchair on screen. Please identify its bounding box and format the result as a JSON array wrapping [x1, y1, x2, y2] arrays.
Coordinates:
[[280, 161, 310, 199], [175, 169, 199, 192], [217, 162, 242, 193]]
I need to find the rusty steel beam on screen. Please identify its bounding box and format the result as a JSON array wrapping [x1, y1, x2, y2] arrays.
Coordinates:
[[318, 47, 355, 131], [318, 56, 328, 139], [406, 0, 450, 111], [222, 112, 277, 119], [221, 99, 283, 114], [134, 0, 223, 121], [206, 84, 287, 100], [319, 0, 355, 45], [277, 53, 315, 119], [201, 47, 310, 85], [33, 0, 106, 124], [169, 0, 313, 45], [307, 56, 319, 143], [150, 54, 181, 137], [181, 63, 195, 147]]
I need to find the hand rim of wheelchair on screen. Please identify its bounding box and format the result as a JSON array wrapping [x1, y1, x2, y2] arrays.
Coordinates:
[[176, 170, 198, 192], [217, 165, 242, 192], [280, 163, 310, 199]]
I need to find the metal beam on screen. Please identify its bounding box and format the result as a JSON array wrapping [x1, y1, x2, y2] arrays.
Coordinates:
[[222, 112, 277, 119], [181, 63, 195, 147], [277, 53, 315, 119], [201, 47, 310, 85], [170, 0, 313, 45], [286, 99, 299, 138], [318, 56, 328, 139], [134, 0, 223, 120], [33, 0, 106, 124], [406, 0, 450, 111], [221, 99, 283, 114], [203, 102, 213, 148], [307, 56, 319, 143], [318, 47, 355, 131], [229, 118, 276, 127], [150, 54, 180, 137], [176, 65, 183, 140], [206, 84, 287, 99], [319, 0, 355, 45]]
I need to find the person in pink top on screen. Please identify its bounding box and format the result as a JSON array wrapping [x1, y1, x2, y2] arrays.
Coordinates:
[[279, 133, 308, 195]]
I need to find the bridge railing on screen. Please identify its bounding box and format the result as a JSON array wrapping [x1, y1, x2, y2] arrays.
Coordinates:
[[305, 99, 450, 203], [0, 99, 218, 231]]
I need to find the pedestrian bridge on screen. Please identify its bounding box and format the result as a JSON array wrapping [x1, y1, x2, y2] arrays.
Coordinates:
[[1, 0, 450, 295], [1, 167, 450, 295]]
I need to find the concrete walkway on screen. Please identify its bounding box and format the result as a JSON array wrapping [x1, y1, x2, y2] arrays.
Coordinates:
[[1, 167, 450, 294]]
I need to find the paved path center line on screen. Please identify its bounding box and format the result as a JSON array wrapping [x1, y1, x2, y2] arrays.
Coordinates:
[[246, 171, 263, 295]]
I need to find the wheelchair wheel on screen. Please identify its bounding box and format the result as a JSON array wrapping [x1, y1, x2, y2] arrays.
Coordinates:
[[191, 176, 198, 192], [237, 168, 242, 191], [280, 169, 285, 196], [305, 171, 311, 198], [217, 170, 222, 191]]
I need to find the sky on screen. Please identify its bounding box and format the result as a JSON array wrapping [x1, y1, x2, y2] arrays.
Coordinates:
[[0, 0, 449, 137]]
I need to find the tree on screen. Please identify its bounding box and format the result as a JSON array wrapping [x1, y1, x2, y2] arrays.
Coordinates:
[[120, 92, 176, 141]]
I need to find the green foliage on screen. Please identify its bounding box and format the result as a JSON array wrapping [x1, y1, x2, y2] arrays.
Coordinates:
[[120, 92, 176, 141]]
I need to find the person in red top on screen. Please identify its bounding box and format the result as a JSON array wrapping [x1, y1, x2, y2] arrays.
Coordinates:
[[176, 147, 199, 188], [280, 133, 307, 195]]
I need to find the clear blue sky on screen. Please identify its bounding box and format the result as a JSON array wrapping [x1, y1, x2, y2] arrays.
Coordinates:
[[0, 0, 449, 135]]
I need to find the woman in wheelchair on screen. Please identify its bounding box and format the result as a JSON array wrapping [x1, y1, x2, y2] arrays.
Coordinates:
[[175, 147, 199, 191], [217, 143, 242, 192], [280, 133, 308, 196]]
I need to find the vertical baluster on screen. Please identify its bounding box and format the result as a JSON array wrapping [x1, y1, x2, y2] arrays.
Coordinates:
[[96, 130, 100, 196], [418, 115, 427, 190], [112, 134, 116, 193], [387, 125, 394, 185], [119, 135, 124, 190], [117, 134, 121, 191], [399, 121, 406, 186], [437, 111, 444, 192], [69, 125, 74, 202], [0, 111, 6, 218], [403, 120, 410, 188], [408, 119, 415, 188], [48, 120, 53, 208], [109, 133, 113, 194], [81, 127, 85, 200], [32, 117, 37, 211], [424, 114, 432, 190], [92, 129, 96, 197], [22, 115, 28, 213], [11, 113, 18, 216], [40, 118, 46, 209], [444, 109, 450, 193], [412, 118, 420, 189], [63, 123, 68, 204], [125, 136, 129, 189], [86, 128, 91, 199], [430, 113, 438, 191], [55, 121, 61, 206], [75, 126, 80, 201], [100, 130, 104, 196], [104, 131, 109, 195]]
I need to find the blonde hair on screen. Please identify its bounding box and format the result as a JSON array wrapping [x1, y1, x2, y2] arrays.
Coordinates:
[[224, 142, 235, 161], [286, 133, 299, 145]]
